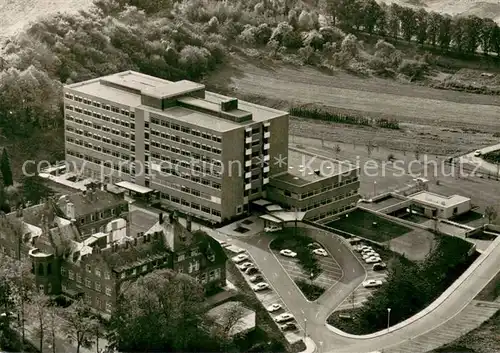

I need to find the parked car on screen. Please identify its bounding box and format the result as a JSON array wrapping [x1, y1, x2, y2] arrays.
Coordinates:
[[245, 267, 260, 275], [365, 257, 382, 264], [265, 225, 282, 233], [353, 245, 364, 252], [238, 262, 253, 271], [249, 275, 264, 283], [231, 254, 249, 263], [474, 150, 482, 157], [348, 237, 362, 245], [280, 323, 298, 331], [373, 263, 387, 271], [312, 249, 328, 257], [362, 252, 377, 260], [361, 247, 374, 254], [266, 303, 282, 312], [252, 282, 269, 291], [280, 249, 297, 257], [274, 313, 294, 323], [363, 279, 383, 288], [307, 242, 322, 249]]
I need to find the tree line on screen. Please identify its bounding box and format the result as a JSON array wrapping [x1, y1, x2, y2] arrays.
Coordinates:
[[327, 0, 500, 56]]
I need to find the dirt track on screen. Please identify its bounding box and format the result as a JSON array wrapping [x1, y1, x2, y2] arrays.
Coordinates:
[[214, 55, 500, 132]]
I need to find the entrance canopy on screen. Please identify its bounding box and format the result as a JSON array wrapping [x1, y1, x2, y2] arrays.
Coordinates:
[[265, 204, 283, 212], [270, 211, 306, 222], [115, 181, 153, 194], [259, 214, 284, 224]]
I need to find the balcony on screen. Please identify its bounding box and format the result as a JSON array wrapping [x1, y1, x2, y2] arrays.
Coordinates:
[[245, 172, 252, 178], [264, 131, 270, 138], [263, 143, 270, 150], [263, 178, 269, 184], [245, 137, 252, 144], [245, 184, 251, 190], [245, 160, 251, 167], [245, 149, 252, 155], [263, 155, 270, 161], [263, 122, 270, 127], [263, 166, 270, 173]]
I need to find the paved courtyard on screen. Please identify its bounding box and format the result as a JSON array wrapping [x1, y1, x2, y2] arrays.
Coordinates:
[[272, 248, 343, 290]]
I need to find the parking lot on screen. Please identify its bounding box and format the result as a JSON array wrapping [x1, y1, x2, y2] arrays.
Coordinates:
[[335, 246, 388, 311], [271, 248, 343, 290], [231, 253, 304, 344]]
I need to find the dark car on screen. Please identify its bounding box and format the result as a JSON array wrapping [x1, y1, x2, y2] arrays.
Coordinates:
[[245, 267, 260, 275], [307, 242, 321, 250], [280, 323, 297, 331], [372, 263, 387, 271], [249, 275, 264, 283]]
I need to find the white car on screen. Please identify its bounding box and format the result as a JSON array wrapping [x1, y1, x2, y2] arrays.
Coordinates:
[[274, 313, 294, 323], [231, 254, 249, 263], [265, 225, 282, 232], [361, 247, 374, 254], [238, 262, 253, 270], [365, 257, 382, 264], [280, 249, 297, 257], [252, 282, 269, 291], [266, 303, 282, 312], [362, 252, 377, 259], [312, 249, 328, 257], [363, 279, 383, 288], [474, 150, 482, 157]]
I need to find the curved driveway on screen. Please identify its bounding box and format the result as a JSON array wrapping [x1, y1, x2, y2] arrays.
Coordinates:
[[216, 226, 500, 353]]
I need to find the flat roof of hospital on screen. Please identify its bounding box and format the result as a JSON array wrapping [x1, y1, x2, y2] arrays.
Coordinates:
[[273, 150, 357, 186], [65, 71, 287, 132]]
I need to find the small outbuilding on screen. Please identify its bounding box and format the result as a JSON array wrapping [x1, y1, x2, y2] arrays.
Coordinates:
[[408, 191, 471, 219]]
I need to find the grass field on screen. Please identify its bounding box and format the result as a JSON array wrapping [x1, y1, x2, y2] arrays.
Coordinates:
[[326, 209, 412, 242]]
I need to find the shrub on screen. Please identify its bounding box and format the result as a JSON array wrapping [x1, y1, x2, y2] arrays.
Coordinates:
[[255, 24, 273, 45], [204, 16, 219, 33], [398, 59, 429, 80], [302, 30, 324, 50], [298, 10, 314, 31], [295, 280, 325, 301], [319, 26, 346, 43], [298, 46, 316, 64]]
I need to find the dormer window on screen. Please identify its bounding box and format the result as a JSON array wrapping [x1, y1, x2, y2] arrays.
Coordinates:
[[206, 245, 215, 262]]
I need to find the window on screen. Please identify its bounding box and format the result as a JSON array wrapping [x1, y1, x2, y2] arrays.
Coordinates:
[[96, 297, 102, 308], [39, 284, 44, 292], [142, 265, 147, 272], [120, 272, 125, 279], [177, 254, 185, 262], [86, 264, 92, 273], [85, 278, 92, 288], [69, 270, 74, 280], [105, 287, 112, 296], [95, 282, 101, 292], [106, 302, 112, 313], [76, 274, 82, 283], [209, 270, 215, 281], [104, 271, 111, 280], [61, 268, 67, 277]]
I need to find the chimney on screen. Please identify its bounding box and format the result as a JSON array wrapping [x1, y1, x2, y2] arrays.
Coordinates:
[[159, 213, 164, 225], [168, 212, 173, 223], [186, 215, 192, 232], [66, 202, 75, 220]]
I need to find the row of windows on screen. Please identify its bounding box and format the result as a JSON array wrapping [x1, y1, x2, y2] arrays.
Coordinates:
[[66, 149, 132, 174], [297, 190, 358, 212], [66, 115, 134, 141], [151, 150, 222, 178], [150, 117, 222, 143], [80, 292, 113, 313], [160, 192, 222, 217], [282, 177, 359, 200], [64, 269, 113, 295], [198, 268, 222, 283], [156, 179, 220, 205], [64, 94, 135, 118], [154, 163, 221, 190], [66, 135, 131, 160], [150, 133, 221, 155], [310, 203, 357, 222]]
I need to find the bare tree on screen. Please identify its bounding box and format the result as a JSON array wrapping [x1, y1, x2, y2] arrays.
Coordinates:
[[27, 293, 50, 352], [414, 148, 421, 161], [335, 144, 341, 158], [484, 206, 498, 224], [366, 142, 373, 157], [61, 299, 99, 353]]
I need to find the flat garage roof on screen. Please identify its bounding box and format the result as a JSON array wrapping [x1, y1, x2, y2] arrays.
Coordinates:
[[115, 181, 153, 194]]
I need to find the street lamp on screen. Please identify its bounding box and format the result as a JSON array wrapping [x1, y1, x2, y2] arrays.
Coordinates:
[[387, 308, 391, 331], [374, 181, 377, 196], [304, 318, 307, 338]]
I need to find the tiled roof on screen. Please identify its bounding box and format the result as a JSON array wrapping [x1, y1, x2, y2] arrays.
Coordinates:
[[57, 189, 127, 218]]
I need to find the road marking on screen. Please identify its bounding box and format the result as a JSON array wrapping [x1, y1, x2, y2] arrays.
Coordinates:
[[264, 256, 267, 260], [338, 248, 341, 252], [316, 312, 320, 319], [288, 291, 291, 296], [353, 268, 356, 272], [301, 309, 305, 315]]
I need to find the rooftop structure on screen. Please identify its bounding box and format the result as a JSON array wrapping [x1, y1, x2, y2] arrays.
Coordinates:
[[275, 150, 355, 186], [409, 191, 471, 208]]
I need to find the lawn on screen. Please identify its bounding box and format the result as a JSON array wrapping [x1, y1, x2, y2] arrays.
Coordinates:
[[326, 209, 412, 242]]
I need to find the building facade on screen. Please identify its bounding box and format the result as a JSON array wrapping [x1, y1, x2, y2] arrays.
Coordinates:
[[0, 197, 226, 314], [266, 150, 361, 223], [63, 71, 289, 224]]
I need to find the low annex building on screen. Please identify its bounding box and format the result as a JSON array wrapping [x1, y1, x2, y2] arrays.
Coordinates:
[[408, 191, 471, 219]]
